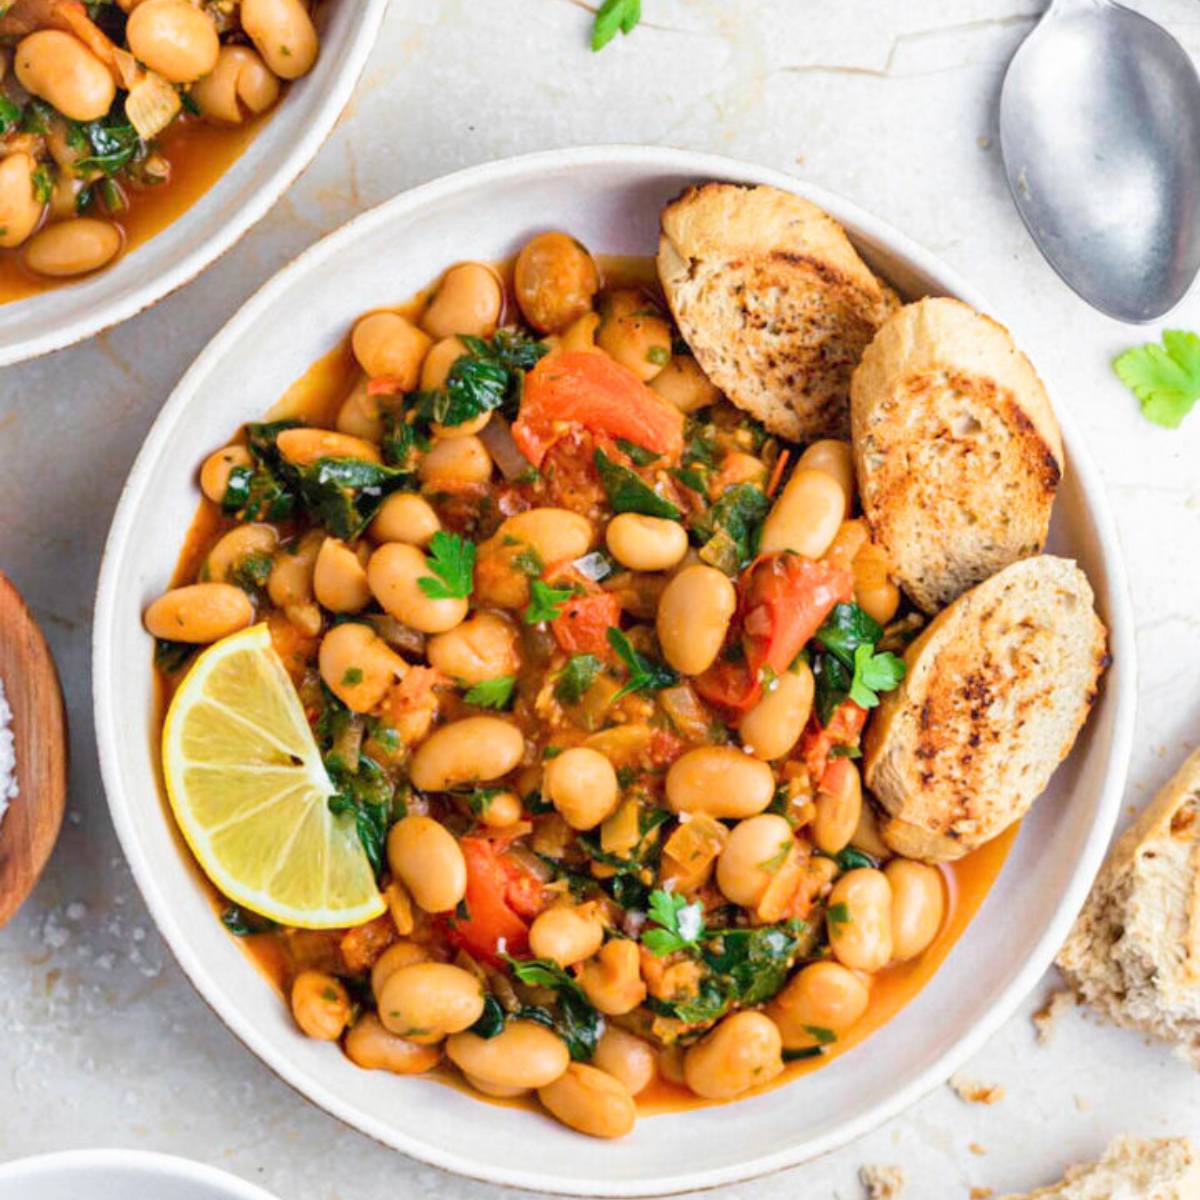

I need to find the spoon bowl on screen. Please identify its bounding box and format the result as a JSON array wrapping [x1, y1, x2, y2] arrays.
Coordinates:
[[0, 570, 67, 927], [1000, 0, 1200, 322]]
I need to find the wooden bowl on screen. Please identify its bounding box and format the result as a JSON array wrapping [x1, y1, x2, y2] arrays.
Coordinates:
[[0, 570, 67, 926]]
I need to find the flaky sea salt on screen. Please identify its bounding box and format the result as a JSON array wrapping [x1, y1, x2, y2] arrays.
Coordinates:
[[0, 676, 17, 829]]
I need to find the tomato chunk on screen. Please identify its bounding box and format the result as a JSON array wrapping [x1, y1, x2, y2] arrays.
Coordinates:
[[743, 555, 853, 684], [800, 701, 868, 781], [514, 351, 685, 468], [552, 591, 623, 660], [447, 837, 544, 963]]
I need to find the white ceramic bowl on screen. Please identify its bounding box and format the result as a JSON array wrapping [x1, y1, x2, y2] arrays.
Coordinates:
[[93, 146, 1136, 1196], [0, 1150, 281, 1200], [0, 0, 389, 367]]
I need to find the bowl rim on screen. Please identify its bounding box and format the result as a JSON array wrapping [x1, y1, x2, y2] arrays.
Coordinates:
[[92, 144, 1137, 1196], [0, 0, 391, 368], [0, 1149, 281, 1198]]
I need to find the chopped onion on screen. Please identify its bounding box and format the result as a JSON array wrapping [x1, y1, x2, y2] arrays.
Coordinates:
[[126, 70, 181, 140], [480, 414, 532, 481], [572, 551, 614, 583]]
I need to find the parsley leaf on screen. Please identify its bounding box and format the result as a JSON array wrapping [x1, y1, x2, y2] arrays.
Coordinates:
[[592, 0, 642, 51], [594, 449, 681, 519], [606, 627, 679, 699], [524, 579, 574, 624], [641, 889, 707, 956], [418, 531, 476, 600], [1114, 330, 1200, 428], [848, 643, 906, 709], [463, 675, 516, 710], [554, 654, 603, 705], [220, 905, 277, 937]]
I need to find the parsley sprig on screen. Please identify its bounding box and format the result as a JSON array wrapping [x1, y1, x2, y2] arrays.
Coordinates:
[[463, 675, 516, 710], [418, 532, 475, 600], [1114, 329, 1200, 428], [606, 628, 679, 699], [848, 643, 906, 709], [524, 579, 575, 624], [641, 889, 707, 957], [591, 0, 642, 51]]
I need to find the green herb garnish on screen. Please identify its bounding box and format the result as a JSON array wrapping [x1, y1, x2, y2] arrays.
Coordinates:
[[524, 579, 574, 624], [554, 654, 602, 705], [848, 643, 906, 710], [594, 449, 680, 519], [591, 0, 641, 51], [1114, 329, 1200, 428], [642, 889, 707, 956], [418, 531, 476, 600], [606, 627, 678, 699], [463, 675, 516, 710]]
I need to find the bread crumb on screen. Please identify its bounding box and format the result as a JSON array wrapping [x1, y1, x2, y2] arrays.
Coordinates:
[[949, 1074, 1005, 1105], [1074, 1093, 1091, 1112], [969, 1189, 994, 1199], [969, 1142, 987, 1156], [859, 1163, 907, 1198], [1032, 988, 1075, 1043]]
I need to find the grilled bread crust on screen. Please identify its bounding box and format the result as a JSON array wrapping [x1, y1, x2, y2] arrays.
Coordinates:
[[863, 555, 1107, 862], [657, 182, 895, 442], [1001, 1135, 1200, 1200], [1058, 747, 1200, 1069], [851, 297, 1064, 614]]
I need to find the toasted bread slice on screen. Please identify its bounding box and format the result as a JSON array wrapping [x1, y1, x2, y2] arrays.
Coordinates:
[[1001, 1135, 1200, 1200], [1057, 748, 1200, 1068], [657, 183, 894, 442], [862, 555, 1107, 862], [851, 297, 1064, 614]]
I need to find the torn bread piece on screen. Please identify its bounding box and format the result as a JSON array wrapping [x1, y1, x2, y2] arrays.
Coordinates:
[[860, 1164, 907, 1199], [1058, 747, 1200, 1068], [863, 555, 1107, 861], [851, 297, 1063, 613], [658, 182, 895, 442], [1000, 1135, 1200, 1200]]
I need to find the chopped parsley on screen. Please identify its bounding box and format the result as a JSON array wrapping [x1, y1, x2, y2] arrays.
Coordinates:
[[606, 627, 679, 699], [641, 889, 707, 956], [418, 531, 475, 600], [524, 579, 574, 624], [463, 675, 516, 710], [594, 449, 680, 519]]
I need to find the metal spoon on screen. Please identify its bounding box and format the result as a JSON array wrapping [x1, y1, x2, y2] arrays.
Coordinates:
[[1000, 0, 1200, 322]]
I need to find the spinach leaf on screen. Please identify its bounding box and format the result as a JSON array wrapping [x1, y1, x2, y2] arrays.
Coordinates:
[[154, 638, 195, 675], [554, 654, 602, 705], [325, 753, 401, 878], [692, 483, 769, 574], [468, 994, 506, 1039], [74, 108, 143, 176], [221, 905, 278, 936], [614, 437, 661, 467], [503, 956, 602, 1060], [701, 923, 805, 1007], [413, 330, 546, 429], [294, 457, 412, 540], [812, 651, 853, 727], [815, 603, 883, 668], [594, 449, 680, 519], [833, 846, 877, 872]]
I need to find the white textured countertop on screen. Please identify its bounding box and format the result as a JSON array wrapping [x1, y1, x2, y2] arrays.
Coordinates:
[[3, 2, 1200, 1196]]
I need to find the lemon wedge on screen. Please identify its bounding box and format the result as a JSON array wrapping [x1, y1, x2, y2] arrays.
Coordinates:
[[161, 624, 384, 929]]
